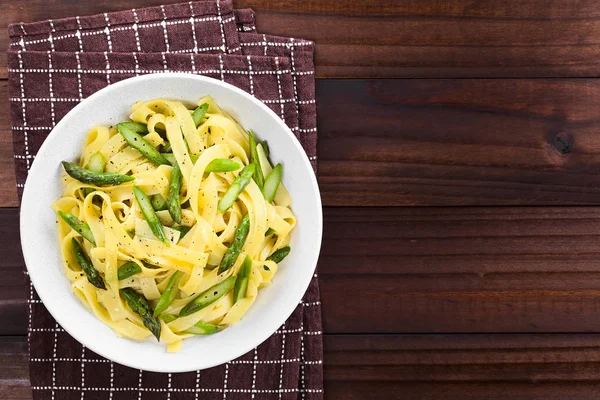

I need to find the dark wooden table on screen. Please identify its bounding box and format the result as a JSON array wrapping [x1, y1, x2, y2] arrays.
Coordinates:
[[4, 1, 600, 399]]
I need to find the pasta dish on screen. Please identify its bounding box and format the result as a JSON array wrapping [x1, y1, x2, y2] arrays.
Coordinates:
[[52, 97, 294, 352]]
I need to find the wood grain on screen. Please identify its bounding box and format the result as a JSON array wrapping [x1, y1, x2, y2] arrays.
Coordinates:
[[320, 206, 600, 333], [7, 206, 600, 334], [316, 79, 600, 206], [0, 337, 29, 400], [0, 205, 27, 335], [7, 78, 600, 207], [5, 1, 600, 78], [0, 82, 17, 208], [6, 334, 600, 399]]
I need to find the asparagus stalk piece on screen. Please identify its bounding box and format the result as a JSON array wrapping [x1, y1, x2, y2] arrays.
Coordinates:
[[86, 151, 105, 173], [83, 152, 106, 196], [267, 246, 291, 263], [185, 321, 219, 335], [218, 214, 250, 274], [170, 225, 191, 239], [118, 121, 148, 134], [150, 194, 168, 211], [265, 228, 276, 237], [62, 161, 134, 186], [72, 238, 106, 290], [262, 163, 282, 203], [167, 160, 183, 224], [159, 314, 177, 323], [191, 103, 209, 127], [217, 163, 256, 212], [248, 131, 264, 189], [161, 141, 172, 153], [179, 276, 236, 316], [205, 158, 241, 173], [58, 211, 95, 245], [133, 186, 168, 243], [233, 256, 252, 303], [117, 123, 169, 166], [120, 288, 161, 341], [153, 271, 183, 316], [159, 314, 219, 335], [117, 261, 142, 280]]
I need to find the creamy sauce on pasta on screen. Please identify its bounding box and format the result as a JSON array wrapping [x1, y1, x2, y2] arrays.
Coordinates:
[[52, 97, 295, 352]]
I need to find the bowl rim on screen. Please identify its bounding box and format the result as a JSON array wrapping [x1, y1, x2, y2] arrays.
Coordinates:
[[20, 72, 322, 372]]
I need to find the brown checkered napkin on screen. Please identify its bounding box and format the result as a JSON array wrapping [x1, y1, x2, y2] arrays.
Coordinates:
[[8, 0, 242, 55], [234, 9, 257, 33], [7, 1, 322, 399]]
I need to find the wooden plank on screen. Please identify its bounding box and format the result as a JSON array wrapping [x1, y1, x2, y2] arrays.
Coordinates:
[[327, 333, 600, 399], [0, 204, 27, 335], [6, 334, 600, 399], [4, 1, 600, 78], [238, 0, 600, 17], [317, 79, 600, 206], [0, 337, 30, 400], [319, 206, 600, 332], [328, 383, 600, 400], [7, 78, 600, 207], [0, 82, 18, 208], [8, 206, 600, 334]]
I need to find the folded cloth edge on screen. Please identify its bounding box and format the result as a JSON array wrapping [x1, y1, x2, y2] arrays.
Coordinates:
[[8, 0, 236, 37]]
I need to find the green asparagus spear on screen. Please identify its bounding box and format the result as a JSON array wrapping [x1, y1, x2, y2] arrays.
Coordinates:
[[86, 151, 105, 173], [255, 143, 272, 177], [179, 275, 236, 317], [62, 161, 134, 186], [162, 153, 176, 165], [167, 160, 183, 224], [184, 320, 219, 335], [117, 123, 169, 166], [159, 314, 177, 323], [143, 261, 160, 269], [119, 121, 149, 134], [233, 256, 252, 303], [262, 163, 282, 203], [161, 141, 172, 153], [120, 288, 161, 341], [58, 211, 95, 245], [218, 214, 250, 274], [83, 152, 106, 196], [267, 246, 291, 263], [171, 225, 192, 239], [150, 194, 168, 211], [153, 271, 183, 316], [261, 141, 270, 157], [205, 159, 241, 173], [72, 238, 106, 290], [265, 228, 276, 237], [248, 131, 264, 189], [217, 164, 256, 212], [117, 261, 142, 280], [133, 186, 168, 243], [191, 103, 209, 127], [165, 153, 197, 166]]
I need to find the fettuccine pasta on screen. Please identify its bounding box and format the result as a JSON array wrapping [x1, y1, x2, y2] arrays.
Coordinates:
[[53, 97, 295, 352]]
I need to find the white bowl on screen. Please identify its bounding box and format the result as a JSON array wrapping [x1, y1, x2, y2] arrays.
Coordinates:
[[20, 73, 322, 372]]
